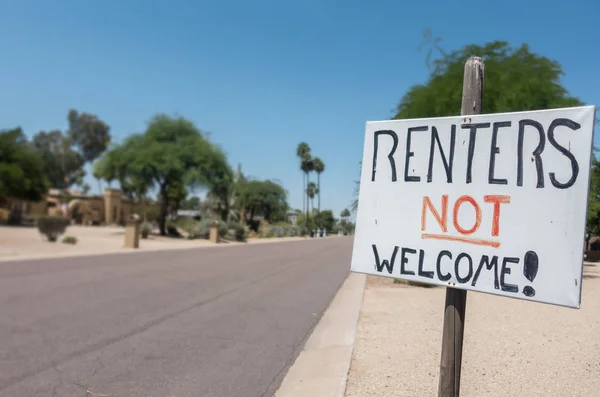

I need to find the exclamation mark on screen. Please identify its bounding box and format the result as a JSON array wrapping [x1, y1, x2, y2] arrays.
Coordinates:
[[522, 251, 539, 297]]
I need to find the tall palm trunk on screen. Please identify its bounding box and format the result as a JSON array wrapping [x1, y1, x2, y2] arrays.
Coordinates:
[[302, 173, 306, 216], [317, 172, 321, 213], [305, 172, 310, 227]]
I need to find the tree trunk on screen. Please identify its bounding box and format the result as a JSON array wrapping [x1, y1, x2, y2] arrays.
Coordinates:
[[239, 202, 246, 225], [302, 173, 306, 217], [317, 173, 321, 213], [159, 186, 169, 236], [305, 172, 310, 227]]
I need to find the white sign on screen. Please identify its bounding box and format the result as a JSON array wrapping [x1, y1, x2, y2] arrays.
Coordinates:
[[351, 106, 596, 308]]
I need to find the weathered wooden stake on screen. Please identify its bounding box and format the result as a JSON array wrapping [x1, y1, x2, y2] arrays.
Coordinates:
[[437, 56, 485, 397]]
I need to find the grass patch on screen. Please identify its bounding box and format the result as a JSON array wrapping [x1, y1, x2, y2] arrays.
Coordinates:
[[62, 236, 78, 245]]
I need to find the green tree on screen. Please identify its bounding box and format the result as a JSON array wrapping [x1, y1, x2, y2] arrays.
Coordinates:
[[313, 157, 325, 213], [67, 109, 111, 193], [238, 179, 288, 225], [96, 114, 233, 235], [340, 208, 351, 220], [586, 151, 600, 248], [296, 142, 312, 225], [315, 209, 336, 231], [0, 128, 49, 202], [180, 196, 201, 211], [32, 130, 85, 189], [67, 109, 111, 163], [394, 41, 582, 120], [307, 181, 317, 213]]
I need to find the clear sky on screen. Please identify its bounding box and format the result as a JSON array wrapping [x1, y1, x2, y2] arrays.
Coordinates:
[[1, 0, 598, 216]]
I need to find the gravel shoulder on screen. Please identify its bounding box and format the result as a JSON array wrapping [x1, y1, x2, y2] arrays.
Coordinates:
[[345, 263, 600, 397], [0, 225, 322, 262]]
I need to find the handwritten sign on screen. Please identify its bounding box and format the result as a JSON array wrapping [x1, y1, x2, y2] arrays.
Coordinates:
[[351, 106, 596, 308]]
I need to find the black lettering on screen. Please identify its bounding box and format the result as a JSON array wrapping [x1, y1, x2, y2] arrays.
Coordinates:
[[417, 249, 434, 279], [372, 244, 398, 274], [462, 123, 490, 183], [405, 126, 427, 182], [427, 125, 456, 183], [471, 255, 500, 289], [517, 119, 545, 188], [372, 130, 399, 182], [547, 118, 581, 189], [400, 247, 416, 275], [489, 121, 510, 185], [454, 253, 473, 284], [501, 257, 519, 293], [436, 250, 452, 281]]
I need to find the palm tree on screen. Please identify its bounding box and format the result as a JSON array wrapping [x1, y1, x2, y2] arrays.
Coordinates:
[[307, 182, 317, 215], [312, 157, 324, 213], [341, 208, 351, 222], [301, 157, 315, 225], [296, 142, 311, 220]]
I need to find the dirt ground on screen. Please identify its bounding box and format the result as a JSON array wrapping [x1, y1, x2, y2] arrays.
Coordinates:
[[345, 264, 600, 397], [0, 225, 311, 262]]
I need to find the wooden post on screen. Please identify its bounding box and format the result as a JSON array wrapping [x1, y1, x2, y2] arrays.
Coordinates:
[[437, 56, 484, 397]]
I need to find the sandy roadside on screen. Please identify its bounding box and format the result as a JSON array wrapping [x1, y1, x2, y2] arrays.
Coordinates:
[[345, 263, 600, 397], [0, 225, 333, 262]]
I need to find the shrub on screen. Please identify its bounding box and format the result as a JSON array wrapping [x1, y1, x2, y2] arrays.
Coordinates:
[[141, 223, 151, 239], [175, 218, 199, 235], [37, 215, 70, 242], [270, 225, 285, 238], [226, 222, 248, 242], [190, 218, 227, 239], [590, 240, 600, 251], [62, 236, 78, 245], [284, 225, 302, 237]]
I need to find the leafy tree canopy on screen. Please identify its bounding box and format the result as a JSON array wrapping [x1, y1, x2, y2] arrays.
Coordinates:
[[394, 41, 583, 120], [315, 209, 336, 231], [96, 114, 233, 234], [180, 196, 201, 211], [67, 109, 111, 163], [0, 128, 49, 201], [32, 129, 85, 189], [238, 179, 288, 223]]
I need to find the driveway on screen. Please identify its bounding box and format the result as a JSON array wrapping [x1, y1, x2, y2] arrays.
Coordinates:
[[0, 237, 352, 396]]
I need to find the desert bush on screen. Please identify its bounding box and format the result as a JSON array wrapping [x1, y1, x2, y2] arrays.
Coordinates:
[[284, 225, 302, 237], [190, 218, 227, 239], [141, 222, 152, 239], [37, 215, 70, 242], [226, 222, 248, 242], [269, 225, 285, 238], [62, 236, 78, 245]]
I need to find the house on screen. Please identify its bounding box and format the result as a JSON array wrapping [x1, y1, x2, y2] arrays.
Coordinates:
[[286, 210, 301, 225], [0, 188, 159, 226]]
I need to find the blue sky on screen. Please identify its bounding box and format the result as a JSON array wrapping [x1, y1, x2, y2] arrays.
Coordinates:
[[1, 0, 598, 216]]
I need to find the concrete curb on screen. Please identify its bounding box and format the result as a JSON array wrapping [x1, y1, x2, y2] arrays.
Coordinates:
[[274, 272, 366, 397]]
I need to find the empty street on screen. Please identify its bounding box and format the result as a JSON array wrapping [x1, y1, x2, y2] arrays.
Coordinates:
[[0, 238, 352, 397]]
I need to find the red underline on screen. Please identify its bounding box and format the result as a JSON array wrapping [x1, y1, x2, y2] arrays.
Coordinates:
[[421, 233, 501, 248]]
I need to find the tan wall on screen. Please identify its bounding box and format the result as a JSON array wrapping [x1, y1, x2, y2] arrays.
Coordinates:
[[1, 189, 156, 226]]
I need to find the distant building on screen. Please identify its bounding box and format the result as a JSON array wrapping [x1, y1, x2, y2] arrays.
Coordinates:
[[286, 210, 301, 225], [176, 210, 201, 220]]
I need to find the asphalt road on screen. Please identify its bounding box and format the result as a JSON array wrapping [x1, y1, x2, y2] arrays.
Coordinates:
[[0, 237, 353, 397]]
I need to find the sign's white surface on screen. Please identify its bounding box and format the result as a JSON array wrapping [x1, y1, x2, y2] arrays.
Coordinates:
[[351, 106, 596, 308]]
